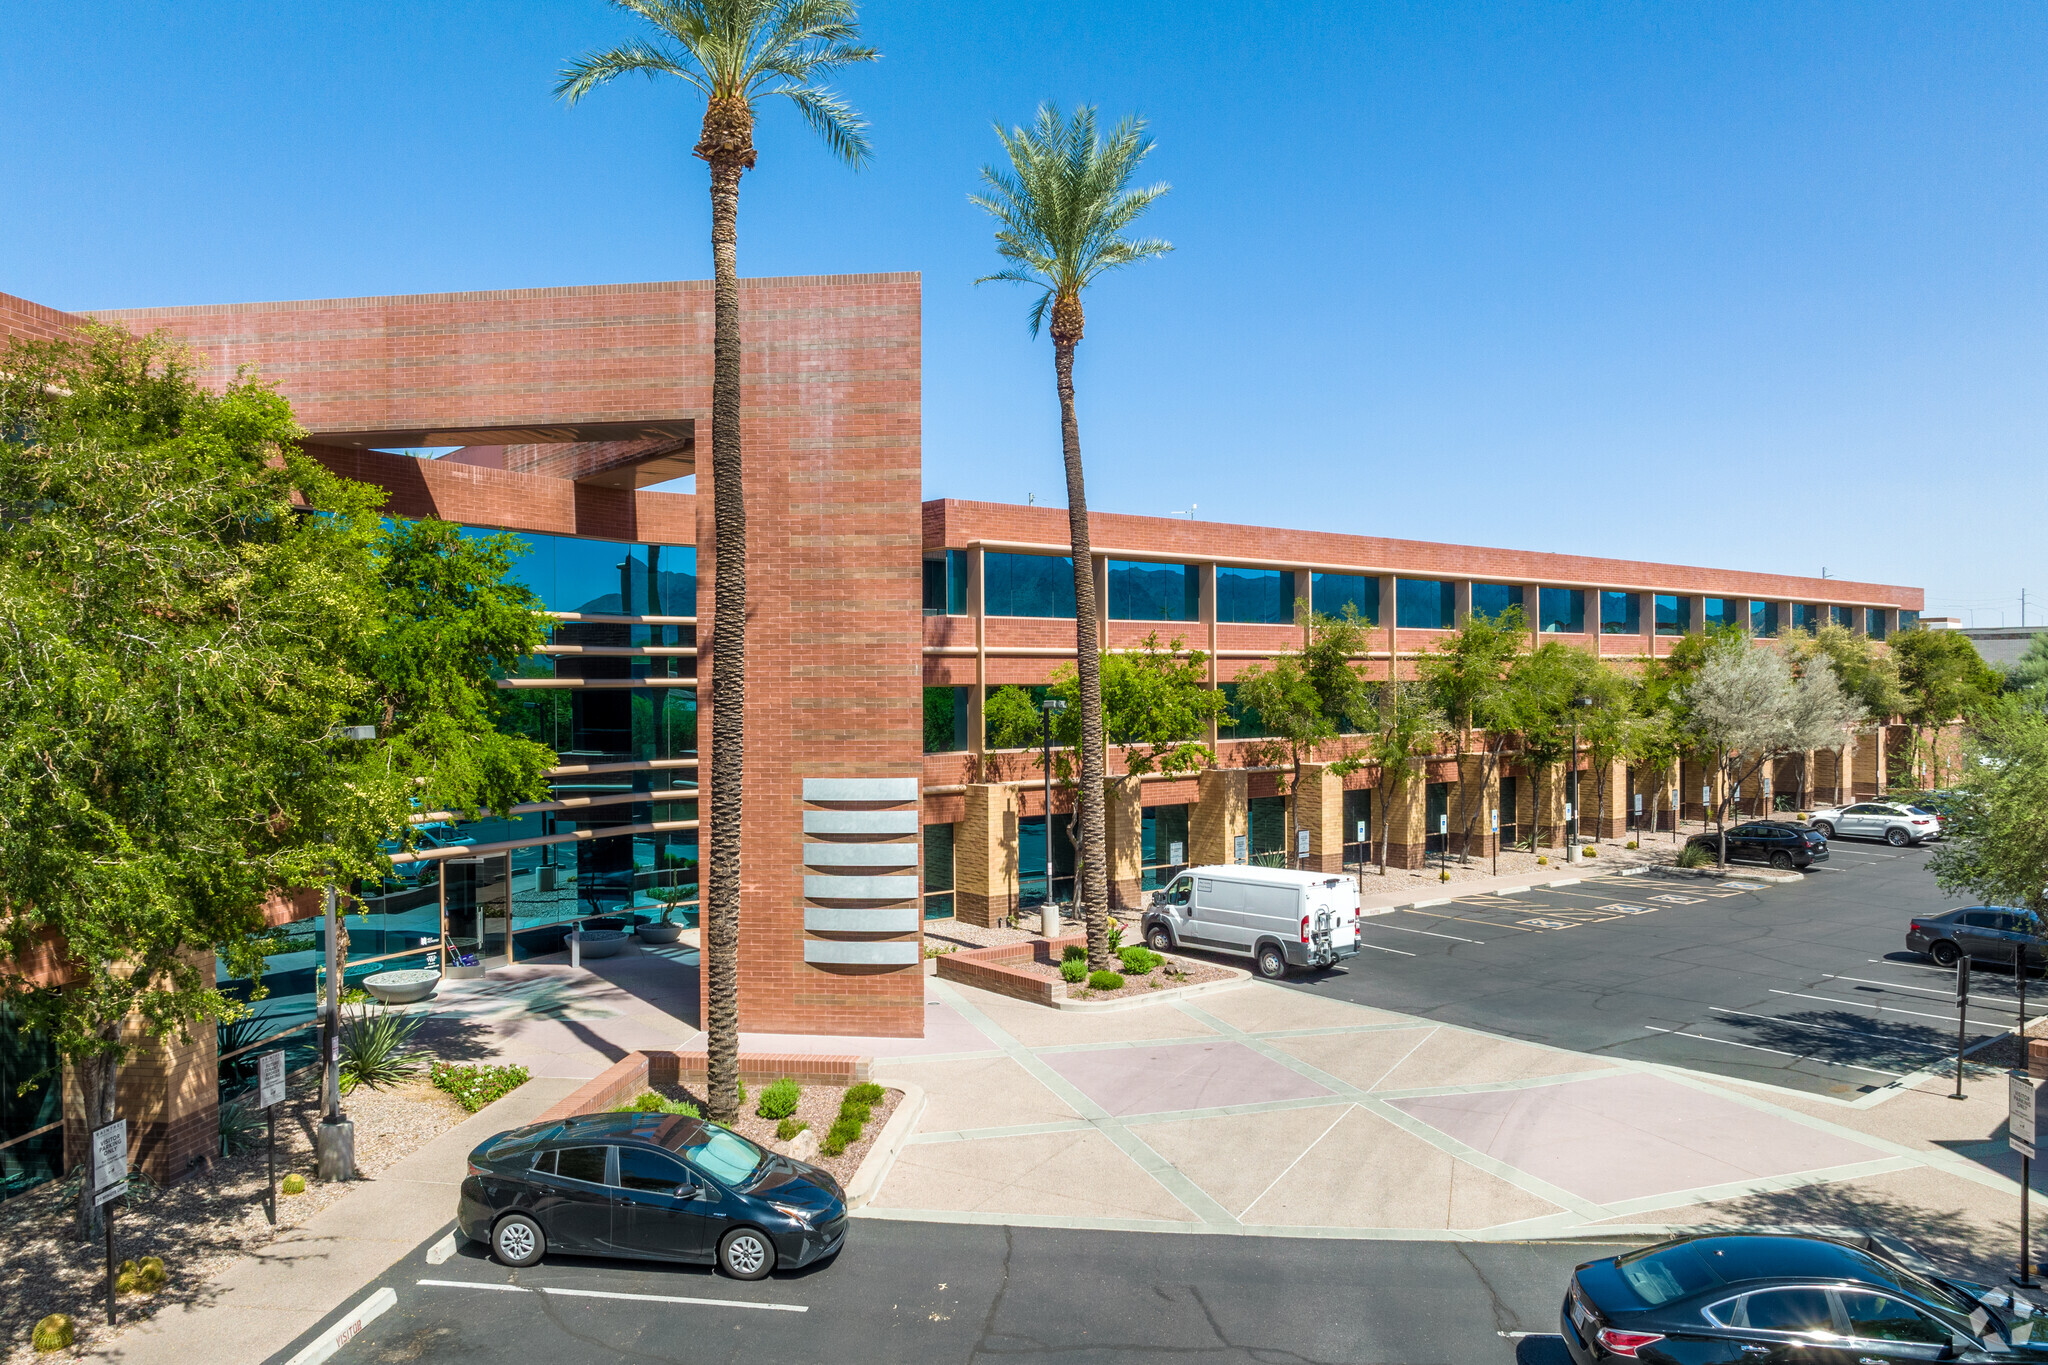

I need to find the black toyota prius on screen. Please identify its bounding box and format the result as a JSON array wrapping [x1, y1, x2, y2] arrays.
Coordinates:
[[456, 1111, 848, 1280], [1562, 1233, 2048, 1363]]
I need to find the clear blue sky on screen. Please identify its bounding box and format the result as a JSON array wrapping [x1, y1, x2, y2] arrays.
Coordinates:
[[4, 2, 2043, 621]]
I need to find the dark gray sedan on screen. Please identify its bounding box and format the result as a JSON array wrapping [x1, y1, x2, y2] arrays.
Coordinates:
[[1907, 906, 2044, 969]]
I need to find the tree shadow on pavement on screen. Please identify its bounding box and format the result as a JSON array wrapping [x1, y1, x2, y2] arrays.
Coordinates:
[[1681, 1181, 2013, 1282]]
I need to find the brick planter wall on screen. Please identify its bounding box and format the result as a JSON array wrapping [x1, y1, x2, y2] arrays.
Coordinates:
[[934, 933, 1087, 1007], [535, 1049, 874, 1124]]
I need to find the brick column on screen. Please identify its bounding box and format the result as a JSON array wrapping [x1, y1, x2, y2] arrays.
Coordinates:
[[956, 783, 1020, 927], [1191, 768, 1248, 866], [1533, 762, 1568, 847], [1294, 762, 1346, 873], [1382, 768, 1428, 869], [1853, 729, 1886, 800], [1679, 756, 1716, 822], [63, 963, 220, 1184], [1104, 775, 1144, 910], [1456, 753, 1498, 857], [1591, 758, 1628, 839]]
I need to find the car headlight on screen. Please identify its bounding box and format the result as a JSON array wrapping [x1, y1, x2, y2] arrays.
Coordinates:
[[768, 1201, 818, 1228]]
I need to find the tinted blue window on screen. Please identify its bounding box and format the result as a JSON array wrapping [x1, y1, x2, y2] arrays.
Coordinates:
[[1899, 609, 1919, 631], [947, 549, 968, 615], [1830, 605, 1852, 628], [1311, 573, 1379, 625], [461, 529, 694, 616], [1216, 567, 1296, 624], [1539, 588, 1584, 633], [1752, 600, 1779, 637], [1395, 579, 1453, 629], [1867, 609, 1886, 640], [1655, 594, 1691, 636], [985, 553, 1077, 618], [1219, 681, 1267, 739], [1600, 591, 1640, 635], [1471, 583, 1523, 619], [1108, 561, 1199, 621], [1703, 597, 1734, 630]]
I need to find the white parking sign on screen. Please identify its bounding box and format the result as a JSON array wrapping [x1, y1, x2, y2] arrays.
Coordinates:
[[258, 1050, 286, 1109], [2014, 1073, 2046, 1158], [92, 1120, 128, 1205]]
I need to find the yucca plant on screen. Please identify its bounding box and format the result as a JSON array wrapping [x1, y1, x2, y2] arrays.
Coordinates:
[[218, 1094, 266, 1157], [338, 1005, 424, 1094]]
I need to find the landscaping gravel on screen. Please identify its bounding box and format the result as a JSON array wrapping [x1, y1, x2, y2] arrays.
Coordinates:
[[0, 1070, 472, 1365], [641, 1082, 902, 1189]]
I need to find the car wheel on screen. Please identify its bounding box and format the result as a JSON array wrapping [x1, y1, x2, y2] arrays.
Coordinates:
[[1770, 851, 1794, 870], [718, 1226, 777, 1281], [1255, 944, 1289, 980], [492, 1213, 545, 1268], [1886, 827, 1910, 847], [1929, 940, 1960, 968], [1813, 821, 1834, 839], [1147, 925, 1174, 953]]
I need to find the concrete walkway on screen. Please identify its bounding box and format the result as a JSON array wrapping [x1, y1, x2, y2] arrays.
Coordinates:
[[91, 1076, 582, 1365]]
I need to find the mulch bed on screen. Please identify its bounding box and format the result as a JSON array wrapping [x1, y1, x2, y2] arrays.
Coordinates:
[[641, 1082, 902, 1189], [0, 1070, 475, 1365]]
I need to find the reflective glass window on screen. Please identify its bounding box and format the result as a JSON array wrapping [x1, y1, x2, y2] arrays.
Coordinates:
[[923, 557, 947, 615], [1837, 1293, 1946, 1345], [1702, 597, 1734, 630], [1831, 605, 1852, 628], [1219, 681, 1267, 739], [1471, 583, 1523, 619], [554, 1146, 609, 1184], [1865, 608, 1886, 640], [1141, 805, 1191, 890], [458, 529, 694, 617], [1539, 588, 1584, 633], [1791, 603, 1817, 631], [923, 823, 955, 919], [923, 686, 970, 754], [1752, 600, 1779, 637], [1108, 561, 1199, 621], [1741, 1288, 1834, 1334], [1600, 591, 1640, 635], [1310, 573, 1379, 625], [1395, 579, 1454, 629], [1017, 813, 1076, 907], [617, 1146, 690, 1192], [984, 553, 1077, 618], [947, 550, 968, 615], [1899, 609, 1919, 631], [1216, 568, 1296, 624], [1655, 594, 1691, 636]]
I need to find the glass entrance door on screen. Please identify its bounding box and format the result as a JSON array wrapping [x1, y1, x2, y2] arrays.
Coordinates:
[[443, 855, 511, 967]]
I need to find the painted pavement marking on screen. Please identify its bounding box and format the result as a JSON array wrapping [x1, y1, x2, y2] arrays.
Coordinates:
[[1766, 987, 2009, 1027], [415, 1279, 808, 1312], [1705, 1006, 1951, 1054], [1360, 922, 1487, 944], [1639, 1026, 1907, 1079]]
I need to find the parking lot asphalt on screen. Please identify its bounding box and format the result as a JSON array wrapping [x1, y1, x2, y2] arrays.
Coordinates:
[[1288, 837, 2029, 1099], [290, 1218, 1619, 1365]]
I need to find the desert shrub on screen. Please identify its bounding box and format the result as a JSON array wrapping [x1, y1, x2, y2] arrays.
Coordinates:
[[847, 1082, 884, 1105], [756, 1078, 801, 1121], [1676, 842, 1715, 868], [1060, 958, 1086, 983], [776, 1118, 809, 1142], [1088, 970, 1125, 991], [611, 1089, 701, 1118], [1107, 920, 1125, 952], [33, 1314, 74, 1352], [1117, 946, 1161, 975], [430, 1061, 532, 1113], [1062, 943, 1086, 963], [280, 1173, 307, 1195], [219, 1094, 265, 1157], [338, 1007, 423, 1093], [821, 1116, 863, 1156]]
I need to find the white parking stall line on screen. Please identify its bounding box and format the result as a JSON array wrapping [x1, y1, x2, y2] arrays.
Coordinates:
[[1827, 973, 2023, 1010], [1707, 1006, 1951, 1053], [1641, 1026, 1906, 1078], [416, 1280, 808, 1312], [1765, 988, 2002, 1026], [1353, 940, 1418, 956], [1360, 923, 1486, 944]]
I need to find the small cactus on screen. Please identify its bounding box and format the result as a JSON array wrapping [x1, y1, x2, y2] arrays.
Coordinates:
[[116, 1255, 167, 1295], [33, 1314, 75, 1352], [281, 1173, 307, 1195]]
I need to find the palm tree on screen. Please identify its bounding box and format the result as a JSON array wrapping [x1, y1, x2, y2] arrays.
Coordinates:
[[972, 104, 1171, 971], [556, 0, 876, 1124]]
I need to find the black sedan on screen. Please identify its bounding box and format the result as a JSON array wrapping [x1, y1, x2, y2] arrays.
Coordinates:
[[1909, 906, 2045, 970], [1685, 822, 1829, 870], [1562, 1233, 2045, 1363], [457, 1110, 848, 1280]]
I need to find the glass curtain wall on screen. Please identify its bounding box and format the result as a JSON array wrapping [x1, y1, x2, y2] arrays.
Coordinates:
[[1655, 595, 1691, 636], [1140, 805, 1191, 890], [1017, 814, 1075, 907], [923, 823, 955, 919], [1216, 568, 1295, 624], [1539, 588, 1584, 633], [1702, 598, 1735, 629], [984, 553, 1076, 618], [1108, 562, 1199, 621], [1831, 606, 1853, 628], [1471, 583, 1523, 618], [1395, 579, 1454, 629], [1866, 609, 1886, 640], [1311, 573, 1379, 625], [1752, 601, 1780, 637], [1343, 788, 1372, 865], [1248, 795, 1286, 866], [923, 686, 971, 753], [1600, 592, 1640, 634], [1791, 604, 1817, 631]]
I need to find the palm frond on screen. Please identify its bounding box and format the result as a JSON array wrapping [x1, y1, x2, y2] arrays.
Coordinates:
[[773, 83, 873, 167], [971, 103, 1172, 330], [555, 40, 696, 103]]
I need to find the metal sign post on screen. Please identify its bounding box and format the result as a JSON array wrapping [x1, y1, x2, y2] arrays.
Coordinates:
[[1633, 792, 1642, 835], [2013, 1069, 2043, 1287], [258, 1050, 285, 1225], [91, 1119, 128, 1326], [1437, 813, 1449, 874], [1354, 821, 1365, 874], [1490, 809, 1499, 876], [1669, 787, 1678, 842], [1296, 827, 1310, 867], [1954, 957, 1972, 1101]]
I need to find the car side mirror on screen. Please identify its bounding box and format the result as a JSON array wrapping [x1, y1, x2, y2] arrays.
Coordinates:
[[673, 1183, 700, 1199]]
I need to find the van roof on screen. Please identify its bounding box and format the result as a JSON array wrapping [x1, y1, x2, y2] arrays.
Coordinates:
[[1186, 865, 1346, 888]]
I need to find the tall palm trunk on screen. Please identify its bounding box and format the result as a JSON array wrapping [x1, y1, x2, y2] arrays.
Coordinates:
[[701, 100, 754, 1126], [1052, 330, 1111, 971]]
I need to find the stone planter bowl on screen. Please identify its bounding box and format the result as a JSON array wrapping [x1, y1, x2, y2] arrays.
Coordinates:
[[363, 969, 440, 1004], [576, 929, 629, 959], [636, 921, 684, 945]]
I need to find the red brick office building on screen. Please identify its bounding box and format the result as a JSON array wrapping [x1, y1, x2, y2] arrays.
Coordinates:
[[0, 272, 1922, 1183]]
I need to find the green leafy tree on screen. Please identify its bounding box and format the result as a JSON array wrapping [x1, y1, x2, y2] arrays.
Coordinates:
[[2002, 633, 2048, 694], [1416, 607, 1525, 860], [972, 104, 1172, 971], [1927, 697, 2048, 916], [1361, 681, 1443, 872], [557, 0, 878, 1125], [1233, 611, 1373, 853], [1891, 627, 2002, 790], [1498, 642, 1583, 851], [0, 326, 552, 1229], [1570, 653, 1634, 845]]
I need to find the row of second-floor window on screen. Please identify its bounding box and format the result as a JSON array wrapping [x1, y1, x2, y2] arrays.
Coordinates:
[[457, 526, 695, 617], [500, 686, 697, 763], [926, 680, 1340, 753]]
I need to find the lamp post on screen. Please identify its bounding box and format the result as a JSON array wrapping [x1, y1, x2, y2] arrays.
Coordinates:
[[317, 724, 377, 1183], [1566, 696, 1593, 864], [1040, 697, 1067, 935]]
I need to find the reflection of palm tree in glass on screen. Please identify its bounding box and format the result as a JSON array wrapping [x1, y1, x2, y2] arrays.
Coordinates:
[[656, 846, 698, 927]]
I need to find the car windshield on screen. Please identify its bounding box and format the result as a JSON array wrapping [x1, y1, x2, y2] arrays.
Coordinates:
[[1615, 1243, 1730, 1306], [673, 1124, 764, 1186], [1907, 807, 1936, 817]]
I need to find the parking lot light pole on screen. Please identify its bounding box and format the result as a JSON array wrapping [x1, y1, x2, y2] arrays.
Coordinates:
[[317, 724, 377, 1183], [1040, 697, 1066, 933]]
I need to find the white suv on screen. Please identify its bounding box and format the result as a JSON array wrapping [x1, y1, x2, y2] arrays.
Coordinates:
[[1807, 801, 1942, 847]]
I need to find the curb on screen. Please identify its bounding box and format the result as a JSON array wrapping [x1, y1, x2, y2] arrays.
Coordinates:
[[1637, 865, 1803, 885], [845, 1082, 924, 1211], [1054, 965, 1252, 1012], [282, 1287, 396, 1365]]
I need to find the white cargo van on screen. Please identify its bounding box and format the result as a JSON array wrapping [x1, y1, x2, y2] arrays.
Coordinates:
[[1141, 865, 1360, 979]]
